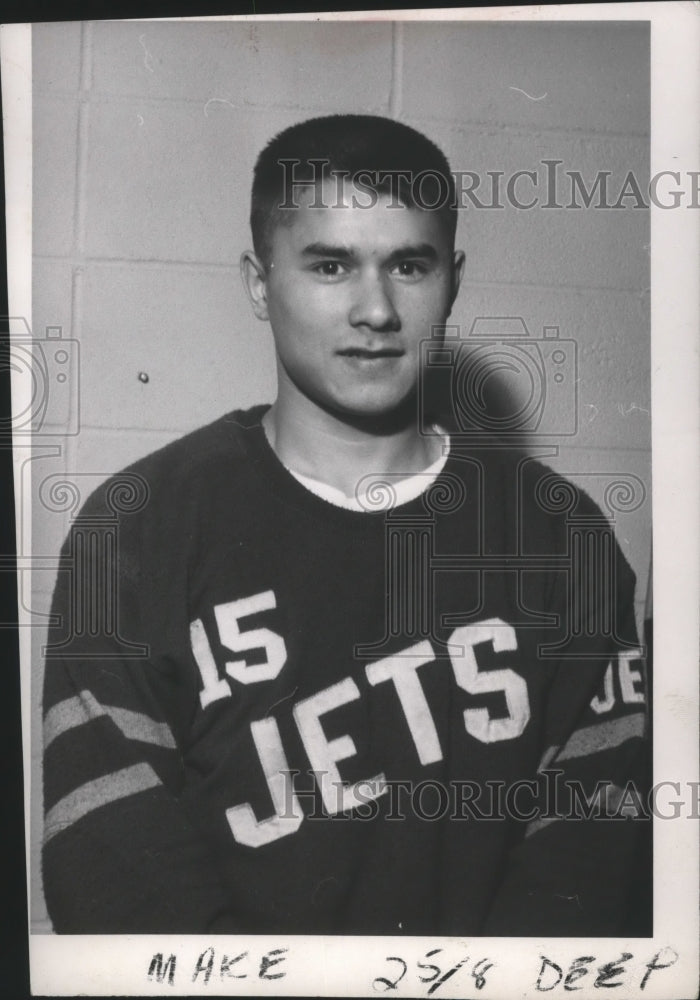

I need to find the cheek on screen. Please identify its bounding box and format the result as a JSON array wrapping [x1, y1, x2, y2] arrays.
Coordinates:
[[268, 282, 338, 336], [403, 288, 453, 336]]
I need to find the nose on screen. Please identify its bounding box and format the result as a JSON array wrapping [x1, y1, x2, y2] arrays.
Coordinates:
[[348, 271, 400, 332]]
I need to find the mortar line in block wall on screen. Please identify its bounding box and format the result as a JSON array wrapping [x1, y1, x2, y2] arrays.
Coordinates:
[[34, 254, 237, 275], [61, 256, 239, 274], [395, 112, 650, 144], [389, 21, 404, 119], [78, 21, 93, 93], [30, 256, 650, 297], [67, 266, 84, 493], [73, 100, 90, 260], [70, 264, 83, 354], [455, 279, 650, 296], [45, 91, 648, 143], [64, 423, 189, 436], [71, 26, 94, 262]]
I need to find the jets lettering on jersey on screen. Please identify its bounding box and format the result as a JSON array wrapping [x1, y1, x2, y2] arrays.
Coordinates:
[[189, 590, 532, 847], [189, 590, 642, 848]]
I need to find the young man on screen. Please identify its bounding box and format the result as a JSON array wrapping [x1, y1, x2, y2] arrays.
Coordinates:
[[42, 115, 649, 935]]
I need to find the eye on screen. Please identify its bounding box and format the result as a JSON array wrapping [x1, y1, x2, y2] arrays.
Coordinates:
[[391, 260, 428, 279], [312, 261, 348, 279]]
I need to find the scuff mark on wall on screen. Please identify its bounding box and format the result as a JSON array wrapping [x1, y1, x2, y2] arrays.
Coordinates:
[[138, 34, 155, 74], [204, 97, 239, 117], [508, 85, 547, 101]]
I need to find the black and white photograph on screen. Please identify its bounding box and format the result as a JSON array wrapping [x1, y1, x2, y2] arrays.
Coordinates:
[[2, 4, 698, 997]]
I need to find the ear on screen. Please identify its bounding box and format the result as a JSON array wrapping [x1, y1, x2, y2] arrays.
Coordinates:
[[448, 249, 466, 311], [240, 250, 270, 321]]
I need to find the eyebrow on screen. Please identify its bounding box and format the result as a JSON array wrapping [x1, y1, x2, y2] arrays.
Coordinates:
[[300, 241, 440, 263]]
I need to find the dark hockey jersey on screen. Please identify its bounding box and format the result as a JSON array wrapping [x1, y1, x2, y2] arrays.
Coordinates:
[[42, 406, 650, 935]]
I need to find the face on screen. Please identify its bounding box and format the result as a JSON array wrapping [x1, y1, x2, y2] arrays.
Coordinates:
[[241, 179, 464, 425]]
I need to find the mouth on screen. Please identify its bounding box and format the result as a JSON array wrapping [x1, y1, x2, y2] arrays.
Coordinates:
[[337, 348, 405, 360]]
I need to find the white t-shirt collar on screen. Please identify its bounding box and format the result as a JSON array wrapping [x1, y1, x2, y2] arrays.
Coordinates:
[[284, 428, 451, 512]]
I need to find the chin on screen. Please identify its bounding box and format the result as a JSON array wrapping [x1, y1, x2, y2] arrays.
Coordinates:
[[330, 390, 417, 430]]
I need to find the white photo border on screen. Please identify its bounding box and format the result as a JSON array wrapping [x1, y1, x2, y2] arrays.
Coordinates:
[[2, 3, 698, 997]]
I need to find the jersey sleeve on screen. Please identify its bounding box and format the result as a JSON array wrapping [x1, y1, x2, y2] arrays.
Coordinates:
[[482, 473, 651, 936], [41, 480, 239, 934]]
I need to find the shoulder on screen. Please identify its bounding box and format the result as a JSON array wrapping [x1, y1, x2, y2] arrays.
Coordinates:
[[455, 442, 634, 575], [510, 452, 637, 600], [127, 404, 266, 487], [467, 445, 610, 522], [74, 405, 268, 525]]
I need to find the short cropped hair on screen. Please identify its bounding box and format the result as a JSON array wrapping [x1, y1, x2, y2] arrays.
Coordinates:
[[250, 114, 457, 266]]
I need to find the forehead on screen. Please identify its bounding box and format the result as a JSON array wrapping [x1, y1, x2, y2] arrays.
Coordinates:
[[270, 178, 451, 257]]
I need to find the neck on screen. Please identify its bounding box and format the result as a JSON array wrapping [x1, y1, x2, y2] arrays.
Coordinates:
[[262, 391, 442, 498]]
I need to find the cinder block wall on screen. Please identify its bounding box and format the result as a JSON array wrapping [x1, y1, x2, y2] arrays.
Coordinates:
[[31, 19, 650, 931]]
